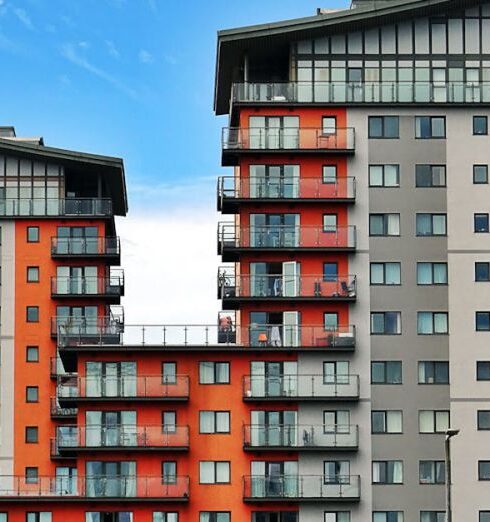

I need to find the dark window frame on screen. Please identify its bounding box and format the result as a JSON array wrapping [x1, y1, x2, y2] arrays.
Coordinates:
[[473, 115, 488, 135], [26, 226, 39, 243], [473, 165, 489, 184], [415, 116, 446, 139], [368, 116, 400, 139]]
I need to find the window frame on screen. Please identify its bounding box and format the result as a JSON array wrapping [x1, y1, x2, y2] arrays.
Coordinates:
[[368, 164, 400, 188], [477, 361, 490, 381], [417, 312, 449, 335], [475, 262, 490, 282], [479, 460, 490, 480], [26, 345, 39, 363], [370, 312, 402, 335], [199, 461, 231, 485], [371, 361, 402, 384], [369, 213, 400, 237], [26, 306, 39, 323], [476, 311, 490, 331], [199, 362, 230, 385], [371, 410, 403, 434], [475, 213, 490, 233], [370, 262, 401, 285], [473, 164, 489, 184], [372, 460, 403, 484], [26, 266, 40, 283], [199, 411, 231, 434], [415, 116, 446, 139], [415, 164, 446, 188], [416, 262, 448, 285], [416, 213, 447, 236], [419, 410, 450, 434], [473, 115, 488, 135], [26, 226, 39, 243], [25, 426, 39, 443], [368, 116, 400, 139], [418, 361, 449, 384]]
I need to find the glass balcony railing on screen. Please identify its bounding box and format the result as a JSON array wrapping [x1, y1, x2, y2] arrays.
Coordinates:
[[242, 374, 360, 400], [218, 272, 357, 300], [57, 323, 356, 349], [242, 474, 360, 501], [232, 81, 490, 104], [56, 425, 189, 451], [51, 275, 124, 298], [218, 224, 356, 250], [51, 237, 120, 257], [50, 397, 77, 418], [0, 476, 190, 499], [222, 127, 355, 151], [55, 316, 124, 343], [243, 424, 359, 450], [0, 198, 112, 217], [218, 176, 356, 203]]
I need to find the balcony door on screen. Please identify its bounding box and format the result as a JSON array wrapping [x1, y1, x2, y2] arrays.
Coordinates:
[[250, 214, 299, 248], [250, 262, 300, 298], [56, 305, 98, 335], [86, 410, 137, 447], [249, 116, 299, 149], [86, 461, 136, 498], [56, 266, 98, 294], [251, 461, 298, 497], [249, 311, 299, 348], [57, 226, 98, 254], [250, 361, 297, 398], [85, 362, 137, 398], [249, 165, 299, 199], [251, 410, 297, 447], [55, 466, 77, 495]]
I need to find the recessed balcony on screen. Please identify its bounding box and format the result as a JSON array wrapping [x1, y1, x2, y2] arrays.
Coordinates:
[[50, 274, 124, 301], [242, 474, 360, 502], [0, 198, 113, 218], [242, 374, 360, 401], [243, 424, 359, 451], [50, 397, 77, 420], [217, 176, 356, 213], [51, 236, 120, 262]]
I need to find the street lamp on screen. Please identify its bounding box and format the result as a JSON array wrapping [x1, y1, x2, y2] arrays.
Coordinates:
[[445, 428, 460, 522]]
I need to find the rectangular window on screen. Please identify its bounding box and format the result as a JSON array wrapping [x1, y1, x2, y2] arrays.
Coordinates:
[[162, 411, 176, 433], [323, 165, 337, 184], [475, 213, 490, 233], [415, 116, 446, 138], [481, 514, 490, 522], [323, 214, 337, 232], [0, 515, 6, 522], [162, 461, 177, 484], [416, 214, 447, 236], [199, 362, 230, 384], [476, 312, 490, 331], [153, 514, 178, 522], [325, 513, 350, 522], [322, 117, 337, 135], [372, 461, 403, 484], [162, 362, 177, 384], [27, 226, 39, 243], [418, 362, 449, 384], [26, 386, 39, 403], [371, 361, 402, 384], [199, 411, 230, 434], [370, 262, 401, 285], [372, 411, 403, 434], [474, 116, 488, 135], [25, 467, 39, 484], [419, 461, 445, 484], [25, 426, 39, 443], [477, 361, 490, 380], [252, 513, 297, 522], [200, 514, 230, 522], [371, 312, 401, 334], [419, 410, 450, 433], [417, 263, 448, 285], [474, 165, 488, 184], [199, 461, 231, 484], [324, 460, 350, 484], [369, 214, 400, 236], [373, 513, 404, 522], [420, 513, 445, 522], [26, 306, 39, 323], [479, 461, 490, 480], [26, 514, 52, 522], [417, 312, 448, 334], [323, 262, 338, 282], [27, 266, 39, 283], [26, 346, 39, 363], [478, 410, 490, 430], [415, 165, 446, 187], [369, 165, 400, 187], [368, 116, 399, 138], [476, 262, 490, 281]]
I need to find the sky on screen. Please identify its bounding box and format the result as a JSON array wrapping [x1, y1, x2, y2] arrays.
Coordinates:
[[0, 0, 349, 325]]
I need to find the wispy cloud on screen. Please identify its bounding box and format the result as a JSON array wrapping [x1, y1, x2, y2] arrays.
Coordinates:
[[13, 7, 33, 30], [147, 0, 157, 13], [138, 49, 153, 64], [60, 42, 138, 100], [105, 40, 120, 59]]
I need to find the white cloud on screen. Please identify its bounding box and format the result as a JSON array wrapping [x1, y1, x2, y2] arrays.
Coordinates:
[[138, 49, 153, 64], [78, 40, 90, 49], [105, 39, 120, 59], [13, 7, 33, 29]]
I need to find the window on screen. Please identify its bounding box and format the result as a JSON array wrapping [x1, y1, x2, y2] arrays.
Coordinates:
[[477, 362, 490, 380], [162, 461, 177, 484], [25, 467, 39, 484], [252, 513, 297, 522], [200, 513, 230, 522], [474, 116, 488, 135], [372, 411, 403, 434], [369, 165, 400, 187], [162, 362, 177, 384], [370, 263, 400, 285], [200, 411, 230, 434], [325, 514, 350, 522], [153, 514, 178, 522], [477, 312, 490, 331], [418, 362, 449, 384], [324, 460, 350, 484], [415, 165, 446, 187], [26, 514, 51, 522], [419, 461, 445, 484], [371, 312, 401, 334], [368, 116, 399, 138], [419, 410, 450, 433], [0, 515, 6, 522], [323, 165, 337, 184], [199, 362, 230, 384], [481, 513, 490, 522], [474, 165, 488, 184], [26, 346, 39, 363], [417, 263, 447, 285], [479, 461, 490, 480], [26, 306, 39, 322], [26, 386, 39, 403], [162, 411, 176, 433], [322, 117, 336, 135], [27, 226, 39, 242], [25, 426, 38, 443], [371, 361, 402, 384], [369, 214, 400, 236], [476, 263, 490, 281], [87, 514, 134, 522], [416, 214, 447, 236], [27, 266, 39, 283], [323, 262, 338, 282], [372, 461, 403, 484], [415, 116, 445, 138], [373, 513, 404, 522], [417, 312, 448, 334], [478, 411, 490, 430], [199, 461, 230, 484], [323, 410, 350, 432], [324, 312, 338, 330], [475, 214, 490, 233], [323, 214, 337, 232], [420, 513, 445, 522], [323, 361, 349, 384]]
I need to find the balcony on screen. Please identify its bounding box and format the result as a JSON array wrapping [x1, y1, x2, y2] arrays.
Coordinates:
[[0, 198, 112, 218], [231, 81, 490, 106], [51, 274, 124, 301], [51, 236, 120, 262], [54, 316, 124, 343], [218, 271, 356, 307], [50, 397, 77, 420], [57, 375, 190, 407], [0, 476, 189, 502], [218, 224, 356, 261], [243, 424, 359, 451], [55, 425, 189, 454], [242, 374, 360, 401], [222, 127, 355, 165], [217, 176, 356, 212], [242, 475, 360, 502]]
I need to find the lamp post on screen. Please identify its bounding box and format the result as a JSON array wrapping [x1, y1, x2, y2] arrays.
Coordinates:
[[445, 428, 460, 522]]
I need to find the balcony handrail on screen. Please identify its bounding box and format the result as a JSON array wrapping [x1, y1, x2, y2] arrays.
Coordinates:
[[51, 274, 125, 294], [0, 198, 113, 217], [51, 236, 120, 254], [218, 223, 356, 231]]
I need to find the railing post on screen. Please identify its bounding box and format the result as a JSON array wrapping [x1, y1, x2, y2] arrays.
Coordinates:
[[141, 326, 145, 346], [205, 326, 209, 346], [184, 326, 188, 346], [163, 325, 166, 346]]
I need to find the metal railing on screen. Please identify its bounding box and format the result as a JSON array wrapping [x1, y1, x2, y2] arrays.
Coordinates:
[[218, 271, 357, 299], [218, 224, 356, 250], [242, 374, 360, 400], [55, 425, 189, 450], [232, 81, 490, 104], [0, 475, 190, 499], [50, 357, 67, 378], [57, 375, 190, 401], [222, 127, 355, 151], [0, 198, 112, 217], [243, 424, 359, 449], [57, 323, 356, 349], [55, 316, 124, 342], [218, 176, 356, 201], [51, 237, 120, 256], [50, 397, 77, 418], [242, 474, 360, 500], [51, 274, 124, 297]]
